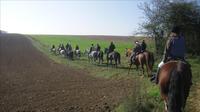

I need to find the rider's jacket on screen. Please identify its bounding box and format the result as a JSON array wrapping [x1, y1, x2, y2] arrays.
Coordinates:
[[108, 44, 115, 53], [163, 34, 185, 62], [141, 42, 146, 52], [133, 44, 141, 55]]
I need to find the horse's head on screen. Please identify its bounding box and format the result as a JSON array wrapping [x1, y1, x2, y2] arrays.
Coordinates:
[[125, 48, 132, 57]]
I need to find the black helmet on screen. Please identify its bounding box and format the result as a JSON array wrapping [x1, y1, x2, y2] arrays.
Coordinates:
[[171, 26, 180, 34]]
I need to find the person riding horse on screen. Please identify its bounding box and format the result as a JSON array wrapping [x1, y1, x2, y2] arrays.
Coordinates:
[[75, 45, 79, 50], [51, 44, 55, 50], [61, 44, 65, 50], [89, 44, 95, 53], [50, 44, 56, 54], [96, 43, 101, 51], [95, 43, 101, 55], [151, 26, 186, 84], [108, 41, 116, 56], [141, 40, 147, 53], [130, 41, 142, 62], [74, 44, 81, 58]]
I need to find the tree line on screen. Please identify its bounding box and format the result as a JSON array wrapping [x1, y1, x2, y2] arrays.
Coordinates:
[[140, 0, 200, 55]]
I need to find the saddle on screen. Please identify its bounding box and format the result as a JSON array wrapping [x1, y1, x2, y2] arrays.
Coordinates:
[[108, 52, 115, 58]]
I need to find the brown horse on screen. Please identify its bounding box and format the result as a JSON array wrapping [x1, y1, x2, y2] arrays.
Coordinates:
[[158, 61, 192, 112], [125, 48, 132, 57], [128, 51, 154, 76]]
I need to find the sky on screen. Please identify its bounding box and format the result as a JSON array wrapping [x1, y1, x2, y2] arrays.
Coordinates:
[[0, 0, 148, 36]]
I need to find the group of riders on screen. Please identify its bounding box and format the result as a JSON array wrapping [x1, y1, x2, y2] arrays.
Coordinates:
[[50, 26, 190, 84], [50, 43, 80, 59], [88, 42, 116, 55], [50, 26, 192, 111]]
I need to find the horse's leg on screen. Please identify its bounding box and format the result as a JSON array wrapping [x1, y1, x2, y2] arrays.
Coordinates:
[[88, 56, 90, 63], [107, 57, 109, 67], [111, 59, 113, 67], [98, 54, 100, 64], [128, 63, 132, 74], [115, 59, 117, 68], [146, 64, 150, 77], [164, 100, 168, 112], [142, 64, 144, 75]]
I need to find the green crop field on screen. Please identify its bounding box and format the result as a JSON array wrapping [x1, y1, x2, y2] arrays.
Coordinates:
[[30, 35, 200, 112]]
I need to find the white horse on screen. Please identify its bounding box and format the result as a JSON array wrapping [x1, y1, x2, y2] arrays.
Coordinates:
[[84, 49, 90, 56], [50, 48, 56, 54], [60, 49, 65, 56], [88, 51, 98, 62], [74, 49, 81, 59]]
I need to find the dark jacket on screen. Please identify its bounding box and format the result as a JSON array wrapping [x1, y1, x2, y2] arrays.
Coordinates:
[[141, 42, 146, 51], [75, 45, 79, 50], [96, 45, 101, 51], [163, 34, 185, 62], [133, 44, 141, 54], [108, 43, 115, 53], [89, 46, 95, 53]]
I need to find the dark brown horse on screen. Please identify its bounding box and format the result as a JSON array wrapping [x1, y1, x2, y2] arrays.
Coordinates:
[[158, 61, 192, 112], [128, 51, 154, 76]]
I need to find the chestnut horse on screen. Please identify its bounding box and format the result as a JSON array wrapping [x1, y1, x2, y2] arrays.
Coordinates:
[[158, 61, 192, 112], [128, 51, 154, 76], [125, 48, 132, 57]]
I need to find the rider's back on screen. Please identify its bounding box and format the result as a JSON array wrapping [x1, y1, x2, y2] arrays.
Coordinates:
[[169, 36, 185, 59]]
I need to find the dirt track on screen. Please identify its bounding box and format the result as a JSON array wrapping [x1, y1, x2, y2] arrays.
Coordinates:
[[0, 34, 134, 112]]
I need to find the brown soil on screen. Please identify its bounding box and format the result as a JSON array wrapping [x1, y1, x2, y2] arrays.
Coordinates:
[[0, 34, 134, 112]]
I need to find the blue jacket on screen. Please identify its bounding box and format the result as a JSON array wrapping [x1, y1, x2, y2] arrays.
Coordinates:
[[163, 35, 185, 62]]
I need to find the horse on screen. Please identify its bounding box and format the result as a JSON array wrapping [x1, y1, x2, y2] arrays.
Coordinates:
[[74, 49, 81, 59], [125, 48, 132, 57], [105, 48, 121, 67], [50, 47, 56, 55], [60, 49, 65, 56], [158, 61, 192, 112], [97, 50, 104, 64], [65, 49, 73, 60], [88, 51, 98, 63], [84, 49, 90, 56], [128, 51, 154, 76]]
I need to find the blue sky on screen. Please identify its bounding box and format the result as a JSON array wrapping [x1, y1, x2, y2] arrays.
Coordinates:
[[1, 0, 148, 36]]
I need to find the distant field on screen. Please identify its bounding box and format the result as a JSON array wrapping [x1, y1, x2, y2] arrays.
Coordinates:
[[30, 35, 200, 112]]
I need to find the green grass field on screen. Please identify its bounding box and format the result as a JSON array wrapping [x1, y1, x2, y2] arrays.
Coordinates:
[[30, 35, 200, 112]]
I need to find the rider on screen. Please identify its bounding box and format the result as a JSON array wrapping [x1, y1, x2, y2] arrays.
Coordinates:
[[96, 43, 101, 51], [66, 43, 69, 50], [51, 45, 55, 49], [141, 40, 147, 52], [68, 43, 72, 51], [89, 44, 95, 53], [151, 26, 186, 84], [130, 41, 142, 61], [108, 41, 116, 55], [61, 44, 65, 50], [75, 45, 79, 50]]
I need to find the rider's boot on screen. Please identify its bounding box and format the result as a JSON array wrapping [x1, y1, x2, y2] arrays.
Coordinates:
[[150, 67, 161, 84]]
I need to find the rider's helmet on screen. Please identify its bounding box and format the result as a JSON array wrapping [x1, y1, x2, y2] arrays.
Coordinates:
[[171, 26, 180, 34]]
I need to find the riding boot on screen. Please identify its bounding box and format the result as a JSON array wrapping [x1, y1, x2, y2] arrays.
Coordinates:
[[150, 67, 161, 84], [155, 68, 161, 84]]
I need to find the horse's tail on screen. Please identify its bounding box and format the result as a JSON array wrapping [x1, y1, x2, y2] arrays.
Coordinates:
[[168, 62, 191, 112], [168, 65, 183, 112], [148, 52, 154, 70]]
